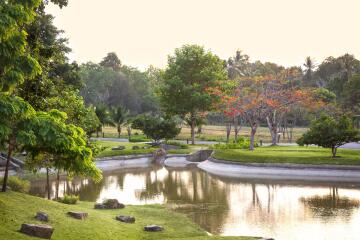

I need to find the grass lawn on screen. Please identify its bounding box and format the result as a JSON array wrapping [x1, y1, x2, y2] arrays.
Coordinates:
[[0, 191, 255, 240], [97, 125, 308, 143], [95, 141, 157, 158], [96, 140, 208, 158], [213, 146, 360, 165]]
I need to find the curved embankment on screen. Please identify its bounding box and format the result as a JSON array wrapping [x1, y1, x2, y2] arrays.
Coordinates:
[[198, 157, 360, 183]]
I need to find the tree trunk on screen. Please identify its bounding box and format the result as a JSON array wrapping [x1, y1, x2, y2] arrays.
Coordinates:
[[190, 117, 195, 145], [332, 147, 337, 158], [127, 127, 132, 139], [55, 169, 60, 199], [1, 142, 14, 192], [226, 122, 232, 143], [266, 116, 278, 146], [197, 125, 202, 134], [46, 167, 51, 200], [234, 117, 240, 142], [250, 123, 257, 151], [117, 124, 121, 138]]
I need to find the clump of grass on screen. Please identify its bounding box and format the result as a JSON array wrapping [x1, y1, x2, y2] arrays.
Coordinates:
[[57, 194, 79, 204], [0, 176, 30, 193]]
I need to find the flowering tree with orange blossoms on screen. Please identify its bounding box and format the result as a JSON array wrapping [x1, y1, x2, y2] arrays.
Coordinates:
[[211, 70, 323, 149]]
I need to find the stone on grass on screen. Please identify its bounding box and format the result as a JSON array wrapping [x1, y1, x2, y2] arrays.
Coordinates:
[[94, 203, 106, 209], [144, 225, 164, 232], [20, 223, 54, 239], [112, 146, 125, 151], [103, 199, 125, 209], [116, 215, 135, 223], [35, 212, 49, 222], [67, 211, 88, 220]]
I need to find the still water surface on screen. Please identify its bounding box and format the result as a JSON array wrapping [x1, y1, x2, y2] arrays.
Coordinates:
[[30, 164, 360, 240]]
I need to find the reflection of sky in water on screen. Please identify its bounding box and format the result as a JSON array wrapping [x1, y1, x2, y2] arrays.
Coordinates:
[[30, 165, 360, 240]]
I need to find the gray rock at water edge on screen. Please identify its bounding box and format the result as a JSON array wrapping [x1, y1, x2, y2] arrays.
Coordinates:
[[153, 148, 167, 164], [35, 212, 49, 222], [144, 225, 164, 232], [20, 223, 54, 239], [67, 211, 88, 220], [116, 215, 135, 223]]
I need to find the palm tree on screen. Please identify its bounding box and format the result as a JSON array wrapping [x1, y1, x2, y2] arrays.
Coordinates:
[[303, 56, 316, 86], [95, 105, 113, 137], [110, 106, 129, 138]]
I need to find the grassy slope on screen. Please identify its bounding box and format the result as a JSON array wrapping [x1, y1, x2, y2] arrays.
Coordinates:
[[0, 192, 254, 240], [213, 146, 360, 165]]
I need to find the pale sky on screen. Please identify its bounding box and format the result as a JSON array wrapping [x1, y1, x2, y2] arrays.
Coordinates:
[[46, 0, 360, 70]]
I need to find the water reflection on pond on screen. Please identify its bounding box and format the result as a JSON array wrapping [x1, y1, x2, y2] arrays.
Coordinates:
[[30, 165, 360, 240]]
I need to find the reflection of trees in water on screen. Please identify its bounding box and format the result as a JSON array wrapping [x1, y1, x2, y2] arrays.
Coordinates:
[[301, 187, 360, 221]]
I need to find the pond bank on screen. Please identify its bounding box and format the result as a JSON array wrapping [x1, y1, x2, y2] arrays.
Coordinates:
[[198, 156, 360, 183]]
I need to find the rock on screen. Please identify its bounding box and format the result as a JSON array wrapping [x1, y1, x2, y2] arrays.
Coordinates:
[[112, 146, 125, 150], [103, 199, 125, 209], [152, 148, 167, 164], [94, 203, 106, 209], [20, 223, 54, 239], [116, 215, 135, 223], [144, 225, 164, 232], [35, 212, 49, 222], [132, 145, 140, 150], [67, 211, 88, 220]]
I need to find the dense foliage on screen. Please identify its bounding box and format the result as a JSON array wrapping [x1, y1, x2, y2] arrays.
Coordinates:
[[132, 115, 181, 142], [297, 115, 360, 157]]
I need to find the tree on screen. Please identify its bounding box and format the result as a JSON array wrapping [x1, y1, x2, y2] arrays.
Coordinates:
[[95, 105, 113, 137], [303, 57, 316, 86], [132, 115, 181, 143], [297, 115, 360, 157], [100, 52, 121, 71], [0, 95, 36, 192], [0, 0, 42, 92], [111, 106, 129, 138], [342, 74, 360, 114], [25, 110, 102, 199], [159, 45, 227, 144]]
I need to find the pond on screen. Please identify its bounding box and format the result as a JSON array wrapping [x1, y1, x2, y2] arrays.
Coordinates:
[[29, 161, 360, 240]]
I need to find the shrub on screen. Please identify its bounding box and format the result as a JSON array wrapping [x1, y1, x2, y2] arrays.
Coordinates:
[[57, 194, 79, 204], [132, 115, 181, 142], [129, 135, 150, 142], [212, 137, 257, 150], [165, 141, 189, 149], [0, 176, 30, 193]]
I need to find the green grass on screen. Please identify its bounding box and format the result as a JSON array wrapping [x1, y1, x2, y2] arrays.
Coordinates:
[[0, 191, 255, 240], [213, 146, 360, 165], [96, 125, 308, 143], [96, 141, 157, 158]]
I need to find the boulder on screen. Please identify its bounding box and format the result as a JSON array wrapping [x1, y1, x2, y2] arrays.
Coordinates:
[[144, 225, 164, 232], [152, 148, 167, 164], [132, 145, 140, 150], [94, 203, 106, 209], [103, 199, 125, 209], [35, 212, 49, 222], [20, 223, 54, 239], [67, 211, 88, 220], [116, 215, 135, 223]]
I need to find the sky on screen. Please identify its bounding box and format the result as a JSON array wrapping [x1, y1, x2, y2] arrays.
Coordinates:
[[46, 0, 360, 70]]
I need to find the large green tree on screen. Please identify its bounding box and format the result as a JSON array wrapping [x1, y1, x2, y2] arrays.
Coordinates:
[[0, 96, 36, 192], [297, 115, 360, 157], [25, 110, 102, 199], [159, 44, 227, 144], [0, 0, 42, 92]]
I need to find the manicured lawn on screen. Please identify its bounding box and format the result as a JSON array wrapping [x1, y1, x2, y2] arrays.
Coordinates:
[[95, 141, 157, 158], [96, 140, 207, 158], [0, 191, 255, 240], [213, 146, 360, 165]]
